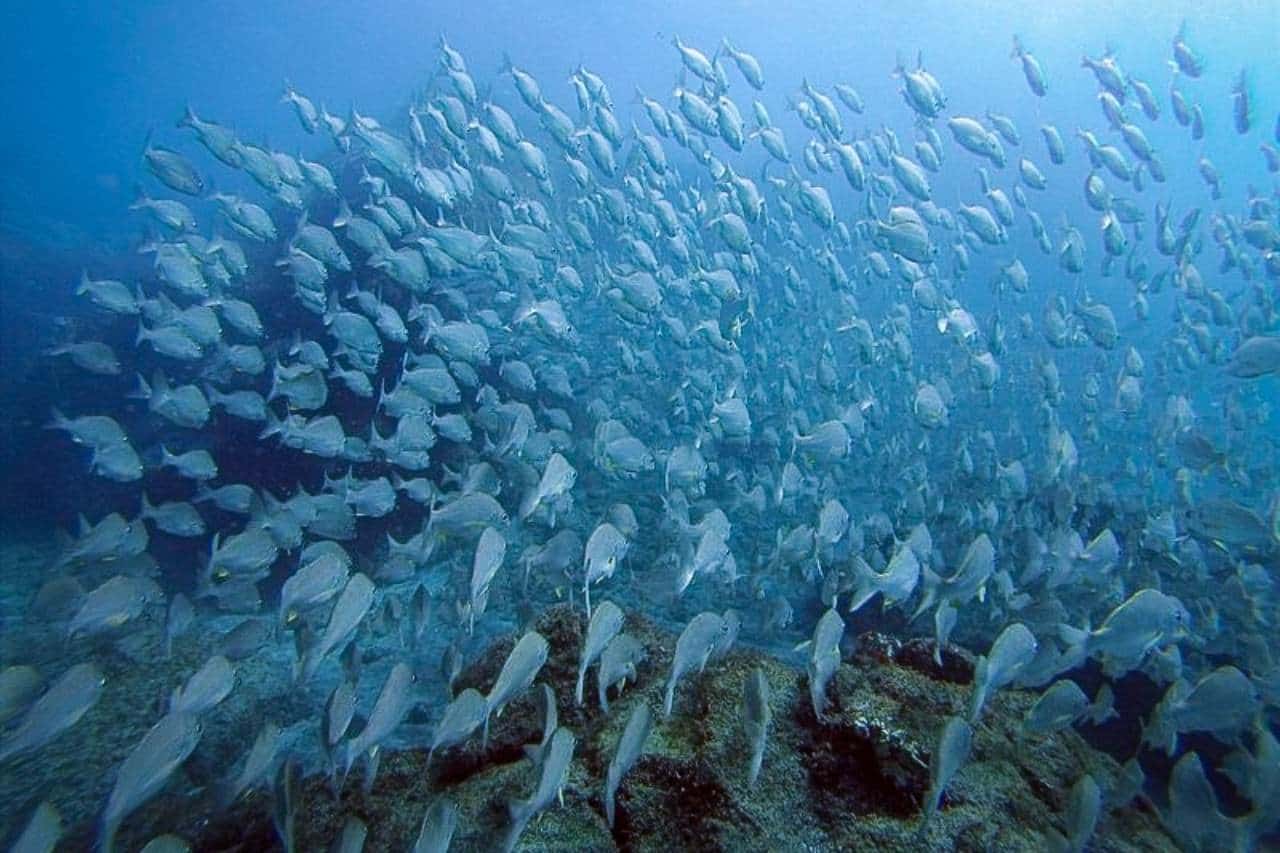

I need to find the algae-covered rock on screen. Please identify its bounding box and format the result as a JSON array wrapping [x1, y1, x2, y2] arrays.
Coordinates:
[[146, 605, 1174, 851]]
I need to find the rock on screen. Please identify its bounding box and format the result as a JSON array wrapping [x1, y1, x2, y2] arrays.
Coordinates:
[[140, 605, 1174, 851]]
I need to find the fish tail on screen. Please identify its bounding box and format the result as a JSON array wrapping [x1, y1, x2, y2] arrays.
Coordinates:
[[1084, 683, 1117, 725], [847, 574, 880, 616], [44, 406, 70, 431], [98, 815, 120, 853], [748, 743, 763, 787], [502, 807, 529, 853], [130, 370, 152, 399], [333, 197, 352, 228], [910, 567, 940, 622], [1139, 711, 1175, 756]]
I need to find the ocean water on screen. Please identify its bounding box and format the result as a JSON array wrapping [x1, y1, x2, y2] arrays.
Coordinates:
[[0, 1, 1278, 849]]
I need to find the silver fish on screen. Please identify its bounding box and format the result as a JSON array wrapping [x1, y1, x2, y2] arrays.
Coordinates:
[[805, 607, 844, 720], [604, 703, 652, 828], [219, 721, 282, 806], [100, 712, 203, 852], [10, 801, 62, 853], [664, 611, 726, 717], [343, 662, 416, 780], [484, 631, 548, 743], [170, 654, 235, 715], [0, 663, 104, 762], [598, 633, 645, 712], [299, 573, 375, 682], [744, 667, 771, 787], [504, 727, 575, 852], [468, 526, 506, 634], [428, 688, 487, 763], [576, 600, 624, 706], [920, 716, 972, 832], [412, 795, 459, 853], [969, 623, 1037, 721]]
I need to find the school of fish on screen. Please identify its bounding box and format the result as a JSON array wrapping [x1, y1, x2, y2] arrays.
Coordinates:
[[5, 22, 1280, 852]]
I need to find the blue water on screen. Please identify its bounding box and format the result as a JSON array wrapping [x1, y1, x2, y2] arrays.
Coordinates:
[[2, 0, 1275, 518], [0, 0, 1277, 848]]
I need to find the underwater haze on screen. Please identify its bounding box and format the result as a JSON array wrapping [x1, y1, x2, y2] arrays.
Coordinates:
[[1, 0, 1279, 850]]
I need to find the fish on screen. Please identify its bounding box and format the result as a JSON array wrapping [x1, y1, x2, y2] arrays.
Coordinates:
[[100, 712, 203, 852], [170, 654, 235, 715], [467, 526, 506, 634], [1046, 774, 1102, 853], [1227, 336, 1280, 378], [219, 721, 282, 806], [576, 599, 624, 705], [521, 682, 559, 771], [68, 575, 156, 639], [743, 667, 772, 786], [604, 703, 652, 828], [1011, 36, 1047, 96], [47, 340, 122, 375], [271, 760, 297, 853], [1171, 21, 1204, 77], [279, 546, 350, 626], [1023, 680, 1114, 734], [0, 663, 104, 762], [1059, 589, 1190, 677], [412, 796, 459, 853], [919, 716, 972, 833], [322, 679, 358, 781], [298, 573, 375, 682], [664, 611, 727, 717], [504, 726, 575, 851], [428, 688, 487, 763], [342, 662, 416, 783], [848, 544, 920, 614], [330, 816, 367, 853], [0, 665, 43, 726], [1143, 665, 1260, 755], [582, 521, 628, 616], [598, 633, 645, 712], [143, 138, 204, 195], [207, 527, 277, 580], [969, 623, 1037, 721], [803, 606, 844, 720], [140, 494, 205, 537], [484, 631, 548, 743], [1166, 752, 1235, 848], [519, 451, 576, 521], [13, 24, 1280, 853], [10, 801, 62, 853]]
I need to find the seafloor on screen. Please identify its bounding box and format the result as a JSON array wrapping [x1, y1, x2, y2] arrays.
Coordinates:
[[0, 530, 1178, 851]]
